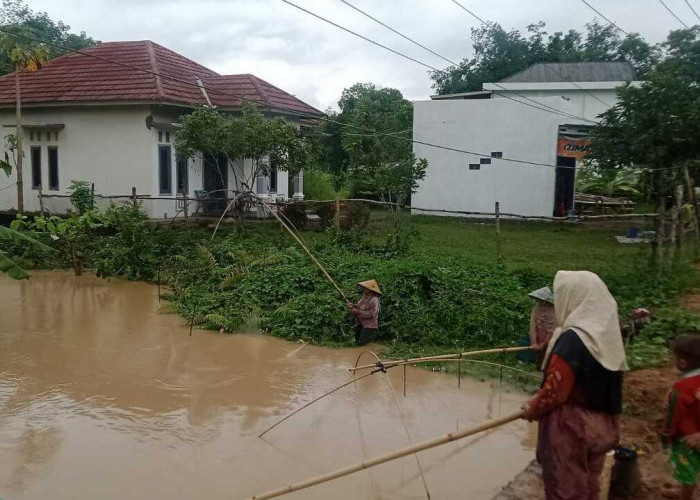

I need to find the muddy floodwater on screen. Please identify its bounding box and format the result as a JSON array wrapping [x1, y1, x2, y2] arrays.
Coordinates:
[[0, 271, 535, 499]]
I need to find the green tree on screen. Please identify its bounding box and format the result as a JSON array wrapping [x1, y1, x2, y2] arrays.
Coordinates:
[[175, 104, 312, 202], [326, 83, 426, 204], [431, 20, 659, 95], [0, 0, 97, 74]]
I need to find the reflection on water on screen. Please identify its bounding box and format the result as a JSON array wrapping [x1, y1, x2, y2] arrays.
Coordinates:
[[0, 271, 533, 499]]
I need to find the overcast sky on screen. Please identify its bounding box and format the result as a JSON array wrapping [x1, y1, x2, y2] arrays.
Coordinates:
[[26, 0, 697, 110]]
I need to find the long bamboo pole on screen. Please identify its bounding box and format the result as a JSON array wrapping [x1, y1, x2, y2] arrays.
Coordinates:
[[349, 345, 533, 373], [253, 194, 349, 303], [249, 411, 524, 500]]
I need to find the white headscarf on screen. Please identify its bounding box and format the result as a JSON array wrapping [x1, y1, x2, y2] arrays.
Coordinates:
[[543, 270, 629, 372]]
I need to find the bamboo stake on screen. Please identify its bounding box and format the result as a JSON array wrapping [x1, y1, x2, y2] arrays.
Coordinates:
[[438, 358, 541, 380], [349, 345, 533, 373], [258, 369, 379, 438], [249, 411, 524, 500]]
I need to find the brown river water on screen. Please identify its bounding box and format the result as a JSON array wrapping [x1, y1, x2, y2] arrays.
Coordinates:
[[0, 271, 535, 500]]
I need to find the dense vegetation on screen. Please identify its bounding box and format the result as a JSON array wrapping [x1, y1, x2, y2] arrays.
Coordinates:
[[6, 199, 700, 370]]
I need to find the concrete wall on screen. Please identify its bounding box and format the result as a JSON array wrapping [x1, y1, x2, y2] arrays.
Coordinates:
[[489, 88, 617, 122], [0, 105, 155, 215], [411, 97, 590, 218], [0, 104, 304, 218]]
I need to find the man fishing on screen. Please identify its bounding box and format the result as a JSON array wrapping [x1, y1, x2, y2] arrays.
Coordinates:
[[347, 280, 381, 346]]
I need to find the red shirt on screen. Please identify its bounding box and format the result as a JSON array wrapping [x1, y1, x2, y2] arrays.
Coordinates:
[[665, 369, 700, 442]]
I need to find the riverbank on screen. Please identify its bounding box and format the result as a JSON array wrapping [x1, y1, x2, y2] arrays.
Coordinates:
[[5, 206, 700, 369]]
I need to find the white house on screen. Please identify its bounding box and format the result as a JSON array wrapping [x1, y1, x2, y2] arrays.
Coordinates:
[[412, 62, 640, 218], [0, 40, 322, 218]]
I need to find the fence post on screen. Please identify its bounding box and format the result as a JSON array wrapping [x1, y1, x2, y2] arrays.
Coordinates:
[[90, 182, 95, 210], [182, 187, 188, 223], [131, 186, 137, 207], [335, 195, 341, 229], [38, 186, 44, 216], [495, 201, 502, 260]]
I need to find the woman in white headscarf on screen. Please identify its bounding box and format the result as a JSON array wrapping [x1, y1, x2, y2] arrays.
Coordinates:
[[522, 271, 627, 500]]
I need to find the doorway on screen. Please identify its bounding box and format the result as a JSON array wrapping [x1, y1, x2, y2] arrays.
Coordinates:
[[203, 153, 228, 214], [554, 156, 576, 217]]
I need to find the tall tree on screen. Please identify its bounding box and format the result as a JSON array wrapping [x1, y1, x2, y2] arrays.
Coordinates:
[[327, 83, 426, 204], [0, 0, 97, 74], [431, 20, 659, 95]]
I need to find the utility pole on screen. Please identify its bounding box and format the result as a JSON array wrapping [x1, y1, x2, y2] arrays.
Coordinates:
[[14, 63, 23, 214]]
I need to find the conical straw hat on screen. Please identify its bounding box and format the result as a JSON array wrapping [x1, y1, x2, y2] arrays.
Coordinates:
[[359, 280, 381, 295]]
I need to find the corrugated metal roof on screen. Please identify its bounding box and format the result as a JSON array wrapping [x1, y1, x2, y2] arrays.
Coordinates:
[[501, 62, 637, 83]]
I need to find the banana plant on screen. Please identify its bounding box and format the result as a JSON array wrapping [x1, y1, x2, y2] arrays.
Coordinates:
[[0, 224, 52, 279]]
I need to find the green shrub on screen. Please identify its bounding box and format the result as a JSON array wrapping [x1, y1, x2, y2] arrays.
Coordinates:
[[68, 180, 95, 214]]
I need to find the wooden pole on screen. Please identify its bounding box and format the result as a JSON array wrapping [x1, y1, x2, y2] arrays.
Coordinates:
[[182, 187, 188, 223], [249, 411, 524, 500], [682, 163, 700, 243], [131, 186, 137, 207], [91, 182, 95, 210], [495, 201, 501, 260], [255, 194, 349, 303], [675, 184, 684, 253], [349, 345, 533, 373], [14, 65, 23, 214], [38, 186, 44, 216]]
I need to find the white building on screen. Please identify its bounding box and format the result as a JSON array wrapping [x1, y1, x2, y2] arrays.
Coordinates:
[[412, 62, 640, 217], [0, 41, 321, 218]]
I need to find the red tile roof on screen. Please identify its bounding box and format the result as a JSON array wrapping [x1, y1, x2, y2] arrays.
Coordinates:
[[0, 40, 322, 117]]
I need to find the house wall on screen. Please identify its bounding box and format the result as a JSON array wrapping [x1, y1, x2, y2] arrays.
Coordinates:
[[0, 105, 156, 215], [489, 88, 617, 122], [411, 97, 590, 218]]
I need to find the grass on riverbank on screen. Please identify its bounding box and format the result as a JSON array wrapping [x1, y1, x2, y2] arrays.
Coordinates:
[[6, 207, 700, 370]]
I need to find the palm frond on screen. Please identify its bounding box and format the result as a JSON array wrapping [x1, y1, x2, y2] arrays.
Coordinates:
[[196, 244, 216, 269], [0, 225, 52, 252]]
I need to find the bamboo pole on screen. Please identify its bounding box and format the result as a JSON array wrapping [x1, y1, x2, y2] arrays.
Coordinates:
[[349, 345, 533, 373], [254, 194, 349, 303], [258, 369, 379, 438], [249, 411, 524, 500]]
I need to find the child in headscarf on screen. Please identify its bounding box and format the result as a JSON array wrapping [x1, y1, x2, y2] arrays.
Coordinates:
[[347, 280, 381, 346], [522, 270, 627, 500], [528, 286, 556, 369], [662, 335, 700, 500]]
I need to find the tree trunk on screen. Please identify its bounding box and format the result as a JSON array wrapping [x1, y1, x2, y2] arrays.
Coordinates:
[[652, 196, 665, 268], [682, 163, 699, 243], [676, 184, 684, 253], [14, 66, 23, 214]]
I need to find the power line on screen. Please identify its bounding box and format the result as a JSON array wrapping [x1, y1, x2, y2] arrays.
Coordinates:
[[657, 0, 691, 28], [449, 0, 487, 25], [338, 0, 456, 66], [686, 0, 700, 21], [448, 0, 615, 108], [0, 25, 680, 174], [577, 0, 629, 35], [280, 0, 440, 71], [336, 0, 598, 123]]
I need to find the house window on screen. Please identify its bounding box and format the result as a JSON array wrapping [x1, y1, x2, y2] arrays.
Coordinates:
[[269, 167, 278, 192], [469, 163, 480, 170], [176, 157, 188, 194], [158, 131, 163, 143], [29, 131, 34, 141], [158, 145, 172, 194], [491, 151, 503, 158], [480, 158, 491, 165], [48, 146, 59, 191], [31, 146, 41, 188], [165, 131, 170, 143]]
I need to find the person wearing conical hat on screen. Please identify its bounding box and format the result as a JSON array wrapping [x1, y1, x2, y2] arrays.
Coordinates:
[[347, 280, 381, 346]]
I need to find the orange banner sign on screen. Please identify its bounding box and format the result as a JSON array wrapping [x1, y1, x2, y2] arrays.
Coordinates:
[[557, 136, 592, 159]]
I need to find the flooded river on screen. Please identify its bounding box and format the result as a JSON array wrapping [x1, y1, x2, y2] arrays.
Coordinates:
[[0, 271, 534, 499]]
